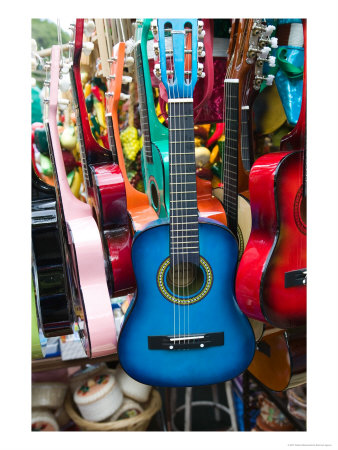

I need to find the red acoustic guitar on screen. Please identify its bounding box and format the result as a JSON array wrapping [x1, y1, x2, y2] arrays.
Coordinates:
[[70, 19, 135, 296], [235, 20, 306, 329]]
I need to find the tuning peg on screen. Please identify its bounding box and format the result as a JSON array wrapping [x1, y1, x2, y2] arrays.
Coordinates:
[[124, 56, 134, 67], [153, 42, 159, 57], [197, 62, 205, 78], [270, 37, 278, 49], [198, 20, 205, 38], [151, 20, 158, 38], [198, 42, 205, 57], [58, 98, 70, 111], [83, 42, 94, 56], [61, 62, 70, 74], [59, 74, 71, 92], [122, 75, 132, 84], [259, 46, 271, 60], [263, 24, 276, 38], [84, 20, 95, 37], [268, 55, 276, 67], [265, 74, 275, 86], [153, 63, 161, 79], [105, 92, 114, 98], [108, 57, 117, 64], [43, 61, 51, 71], [120, 93, 130, 101]]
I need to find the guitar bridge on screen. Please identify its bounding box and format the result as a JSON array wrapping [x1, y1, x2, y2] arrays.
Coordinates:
[[285, 268, 307, 288], [148, 332, 224, 350]]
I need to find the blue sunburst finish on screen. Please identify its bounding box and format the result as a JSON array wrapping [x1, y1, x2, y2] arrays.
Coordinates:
[[137, 19, 169, 218], [118, 219, 256, 387]]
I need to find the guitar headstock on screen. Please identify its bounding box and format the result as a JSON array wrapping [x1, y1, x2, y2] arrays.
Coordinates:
[[228, 19, 278, 89], [105, 42, 132, 112], [43, 47, 69, 122], [71, 19, 95, 67], [151, 19, 205, 99]]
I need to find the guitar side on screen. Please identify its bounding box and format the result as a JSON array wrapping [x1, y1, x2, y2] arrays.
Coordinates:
[[118, 220, 255, 387], [235, 150, 306, 328]]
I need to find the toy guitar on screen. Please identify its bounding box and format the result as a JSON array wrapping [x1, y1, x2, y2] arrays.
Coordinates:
[[45, 45, 117, 357], [118, 19, 255, 387], [136, 18, 227, 225], [226, 19, 277, 193], [105, 40, 158, 232], [70, 19, 135, 296], [235, 20, 306, 329], [248, 325, 306, 391], [32, 165, 73, 338]]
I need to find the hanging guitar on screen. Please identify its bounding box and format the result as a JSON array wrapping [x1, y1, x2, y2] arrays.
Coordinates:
[[136, 18, 227, 225], [248, 325, 306, 391], [70, 19, 135, 296], [118, 19, 255, 387], [213, 19, 277, 258], [235, 20, 306, 329], [105, 38, 159, 232], [32, 164, 73, 338], [45, 45, 117, 357]]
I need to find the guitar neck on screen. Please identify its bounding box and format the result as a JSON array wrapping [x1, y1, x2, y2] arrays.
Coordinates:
[[223, 79, 240, 238], [135, 42, 153, 164], [168, 100, 199, 266], [105, 112, 119, 164]]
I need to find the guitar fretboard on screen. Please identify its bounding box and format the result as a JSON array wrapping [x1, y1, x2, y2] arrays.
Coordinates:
[[135, 43, 153, 164], [223, 79, 240, 238], [241, 106, 251, 172], [168, 100, 199, 267], [105, 112, 119, 164]]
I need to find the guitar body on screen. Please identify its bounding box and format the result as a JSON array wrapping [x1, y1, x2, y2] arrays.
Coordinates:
[[235, 150, 306, 328], [248, 327, 306, 391], [91, 164, 135, 295], [72, 20, 135, 296], [47, 45, 117, 357], [32, 170, 73, 338], [118, 220, 255, 387]]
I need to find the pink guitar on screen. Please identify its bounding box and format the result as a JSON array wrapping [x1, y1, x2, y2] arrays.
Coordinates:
[[46, 45, 117, 357]]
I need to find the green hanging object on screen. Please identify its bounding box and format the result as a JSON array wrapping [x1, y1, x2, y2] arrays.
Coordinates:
[[34, 127, 50, 156], [40, 154, 53, 176], [211, 162, 222, 179], [86, 93, 94, 113], [67, 169, 75, 186], [274, 47, 304, 79], [90, 114, 101, 136]]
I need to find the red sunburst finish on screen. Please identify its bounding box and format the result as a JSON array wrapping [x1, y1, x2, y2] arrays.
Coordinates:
[[235, 150, 306, 328]]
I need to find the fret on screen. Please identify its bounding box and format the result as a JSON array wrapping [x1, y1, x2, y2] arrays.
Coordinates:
[[170, 206, 197, 210], [170, 140, 195, 144], [171, 214, 198, 218], [171, 251, 199, 254], [170, 198, 197, 202], [169, 114, 194, 118]]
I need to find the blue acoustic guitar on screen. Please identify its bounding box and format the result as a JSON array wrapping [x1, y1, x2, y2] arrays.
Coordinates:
[[118, 19, 255, 387], [135, 18, 169, 218]]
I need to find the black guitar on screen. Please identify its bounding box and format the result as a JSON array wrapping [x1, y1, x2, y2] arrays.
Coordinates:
[[31, 166, 73, 337]]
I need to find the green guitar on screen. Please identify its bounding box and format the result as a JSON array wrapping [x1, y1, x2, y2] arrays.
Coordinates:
[[135, 18, 169, 218]]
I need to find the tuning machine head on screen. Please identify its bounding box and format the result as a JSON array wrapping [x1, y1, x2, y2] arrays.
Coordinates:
[[119, 93, 130, 101], [82, 42, 94, 56], [84, 20, 95, 37], [151, 19, 158, 39], [153, 63, 161, 80], [122, 75, 132, 84], [198, 20, 205, 38], [197, 62, 205, 78], [198, 42, 205, 57], [124, 56, 134, 68], [153, 42, 159, 57], [253, 73, 275, 90], [58, 98, 70, 111]]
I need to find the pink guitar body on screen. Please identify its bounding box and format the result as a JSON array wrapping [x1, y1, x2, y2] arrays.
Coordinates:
[[48, 45, 117, 357]]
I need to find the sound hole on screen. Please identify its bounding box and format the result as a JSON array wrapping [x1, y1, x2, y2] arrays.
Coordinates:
[[150, 182, 159, 211], [166, 262, 204, 297]]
